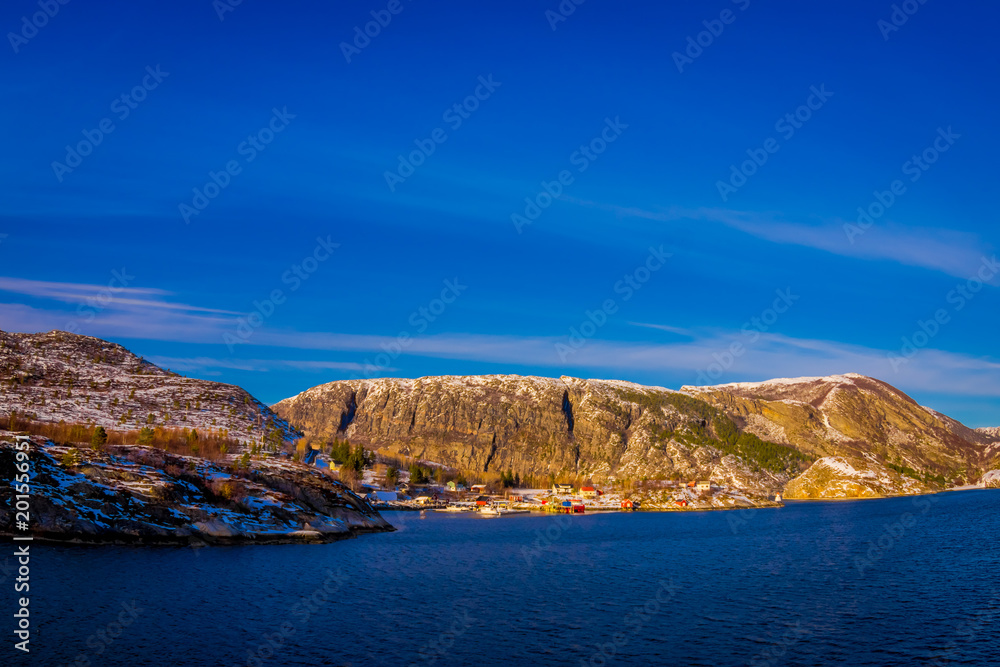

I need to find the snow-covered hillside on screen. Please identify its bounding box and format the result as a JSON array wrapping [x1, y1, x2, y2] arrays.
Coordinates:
[[0, 330, 298, 451], [976, 426, 1000, 442], [0, 433, 390, 544], [784, 456, 931, 499]]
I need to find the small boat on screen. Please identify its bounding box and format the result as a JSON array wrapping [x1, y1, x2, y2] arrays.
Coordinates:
[[478, 505, 501, 516], [435, 504, 473, 513], [774, 493, 783, 502]]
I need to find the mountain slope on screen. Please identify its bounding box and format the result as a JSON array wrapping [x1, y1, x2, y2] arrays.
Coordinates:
[[783, 456, 933, 499], [0, 330, 393, 545], [0, 434, 390, 544], [274, 373, 997, 498], [975, 426, 1000, 440], [274, 375, 809, 495], [0, 330, 298, 451], [684, 374, 996, 487]]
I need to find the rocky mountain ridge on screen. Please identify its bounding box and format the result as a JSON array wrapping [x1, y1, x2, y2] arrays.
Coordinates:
[[276, 375, 808, 494], [3, 330, 996, 502], [977, 426, 1000, 442], [0, 330, 298, 451], [684, 373, 999, 495], [275, 373, 1000, 499]]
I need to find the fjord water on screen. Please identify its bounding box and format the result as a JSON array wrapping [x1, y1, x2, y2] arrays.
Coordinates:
[[21, 490, 1000, 666]]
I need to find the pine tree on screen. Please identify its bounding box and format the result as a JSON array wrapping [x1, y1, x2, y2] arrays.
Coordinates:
[[345, 444, 366, 474], [90, 426, 108, 449], [62, 448, 81, 467], [137, 427, 154, 446], [409, 463, 429, 485]]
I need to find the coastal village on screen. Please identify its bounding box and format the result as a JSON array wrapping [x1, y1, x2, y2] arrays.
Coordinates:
[[301, 445, 782, 514], [370, 478, 782, 514]]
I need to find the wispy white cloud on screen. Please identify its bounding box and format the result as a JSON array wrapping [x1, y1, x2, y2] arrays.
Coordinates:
[[0, 276, 240, 314], [563, 198, 995, 281], [629, 322, 694, 336], [0, 301, 233, 343], [147, 356, 379, 374], [0, 276, 168, 298], [3, 300, 997, 401], [229, 328, 1000, 399]]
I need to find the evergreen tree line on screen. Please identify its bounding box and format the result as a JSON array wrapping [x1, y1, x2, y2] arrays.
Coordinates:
[[614, 391, 812, 474], [3, 411, 241, 462]]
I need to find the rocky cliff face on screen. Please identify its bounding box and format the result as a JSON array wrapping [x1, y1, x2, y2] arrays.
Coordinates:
[[274, 375, 807, 494], [275, 373, 996, 498], [0, 330, 298, 451], [980, 470, 1000, 489]]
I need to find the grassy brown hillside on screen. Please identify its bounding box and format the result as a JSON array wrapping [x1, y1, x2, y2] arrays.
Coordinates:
[[684, 374, 997, 488]]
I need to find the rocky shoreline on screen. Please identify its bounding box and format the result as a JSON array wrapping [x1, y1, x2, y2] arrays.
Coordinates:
[[0, 435, 393, 547], [0, 524, 393, 547]]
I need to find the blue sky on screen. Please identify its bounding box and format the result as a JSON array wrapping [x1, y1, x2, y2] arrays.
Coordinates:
[[1, 0, 998, 426]]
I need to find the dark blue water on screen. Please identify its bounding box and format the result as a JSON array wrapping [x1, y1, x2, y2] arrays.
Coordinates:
[[7, 490, 999, 666]]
